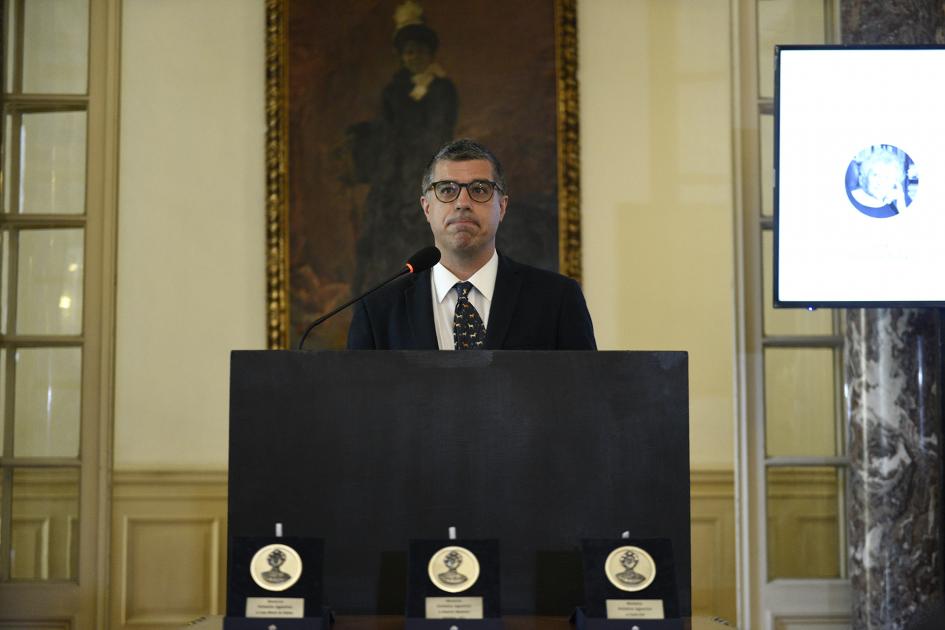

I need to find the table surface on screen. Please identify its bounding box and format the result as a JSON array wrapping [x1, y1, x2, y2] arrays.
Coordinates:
[[182, 615, 736, 630]]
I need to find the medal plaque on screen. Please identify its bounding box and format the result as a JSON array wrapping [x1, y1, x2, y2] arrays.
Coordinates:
[[604, 545, 657, 593], [250, 543, 304, 593], [225, 536, 328, 630], [407, 539, 500, 627], [427, 545, 481, 594], [579, 538, 679, 624]]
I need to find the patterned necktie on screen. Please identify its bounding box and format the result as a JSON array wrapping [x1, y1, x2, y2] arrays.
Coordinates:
[[453, 281, 487, 350]]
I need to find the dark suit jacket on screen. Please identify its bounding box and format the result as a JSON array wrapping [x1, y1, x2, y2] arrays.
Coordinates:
[[346, 255, 597, 350]]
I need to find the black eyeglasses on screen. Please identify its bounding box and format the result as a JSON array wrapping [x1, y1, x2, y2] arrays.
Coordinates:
[[428, 180, 502, 203]]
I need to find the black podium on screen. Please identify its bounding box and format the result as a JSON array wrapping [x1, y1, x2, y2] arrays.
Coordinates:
[[227, 351, 691, 617]]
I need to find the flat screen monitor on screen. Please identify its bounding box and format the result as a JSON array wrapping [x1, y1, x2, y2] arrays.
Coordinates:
[[774, 45, 945, 307]]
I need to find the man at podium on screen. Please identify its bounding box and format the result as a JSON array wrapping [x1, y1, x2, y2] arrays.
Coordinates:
[[347, 138, 596, 350]]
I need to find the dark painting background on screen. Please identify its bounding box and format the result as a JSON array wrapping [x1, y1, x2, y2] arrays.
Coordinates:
[[288, 0, 559, 348]]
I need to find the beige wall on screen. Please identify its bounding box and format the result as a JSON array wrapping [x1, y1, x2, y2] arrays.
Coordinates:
[[581, 0, 736, 468], [114, 0, 736, 471], [114, 0, 267, 469]]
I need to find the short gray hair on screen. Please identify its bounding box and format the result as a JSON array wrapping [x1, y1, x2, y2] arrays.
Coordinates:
[[420, 138, 507, 196]]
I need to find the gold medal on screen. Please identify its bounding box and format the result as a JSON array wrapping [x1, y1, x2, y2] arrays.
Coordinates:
[[604, 545, 656, 592], [427, 545, 480, 593], [250, 543, 303, 592]]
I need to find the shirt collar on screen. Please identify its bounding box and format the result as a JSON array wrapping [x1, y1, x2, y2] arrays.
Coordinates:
[[432, 250, 499, 304]]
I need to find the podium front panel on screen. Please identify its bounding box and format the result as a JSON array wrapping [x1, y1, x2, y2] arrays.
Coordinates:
[[228, 351, 690, 616]]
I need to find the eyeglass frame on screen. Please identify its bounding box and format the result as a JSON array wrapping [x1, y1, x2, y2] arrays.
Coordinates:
[[426, 179, 505, 203]]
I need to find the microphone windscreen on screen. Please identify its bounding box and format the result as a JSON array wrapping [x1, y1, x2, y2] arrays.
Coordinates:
[[405, 246, 441, 273]]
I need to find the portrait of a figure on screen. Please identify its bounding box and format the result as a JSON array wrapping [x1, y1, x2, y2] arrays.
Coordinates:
[[284, 0, 564, 348]]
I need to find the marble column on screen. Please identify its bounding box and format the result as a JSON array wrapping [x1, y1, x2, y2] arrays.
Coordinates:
[[841, 0, 945, 44], [841, 2, 945, 628], [845, 309, 943, 629]]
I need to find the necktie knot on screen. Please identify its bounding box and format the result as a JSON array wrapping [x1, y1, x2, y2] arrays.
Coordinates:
[[454, 281, 473, 301]]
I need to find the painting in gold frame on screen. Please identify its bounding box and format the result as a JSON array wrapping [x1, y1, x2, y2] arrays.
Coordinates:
[[265, 0, 581, 349]]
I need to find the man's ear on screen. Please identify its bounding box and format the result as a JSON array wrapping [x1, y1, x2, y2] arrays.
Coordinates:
[[421, 195, 431, 221], [498, 195, 509, 222]]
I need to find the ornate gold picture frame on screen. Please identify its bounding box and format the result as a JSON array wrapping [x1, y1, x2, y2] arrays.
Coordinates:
[[265, 0, 581, 349]]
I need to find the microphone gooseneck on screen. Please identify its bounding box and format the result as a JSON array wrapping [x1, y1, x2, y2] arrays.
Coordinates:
[[297, 246, 441, 350]]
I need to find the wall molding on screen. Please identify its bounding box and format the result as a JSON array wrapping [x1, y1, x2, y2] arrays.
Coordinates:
[[110, 471, 228, 630], [772, 613, 851, 630], [112, 470, 228, 497]]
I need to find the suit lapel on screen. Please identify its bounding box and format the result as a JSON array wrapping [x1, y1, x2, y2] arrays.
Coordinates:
[[485, 255, 522, 349], [404, 270, 438, 349]]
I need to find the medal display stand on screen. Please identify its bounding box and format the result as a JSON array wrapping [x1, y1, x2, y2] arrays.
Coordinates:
[[222, 607, 333, 630], [571, 607, 684, 630], [574, 538, 680, 630], [224, 535, 332, 630], [406, 538, 502, 630], [403, 617, 504, 630]]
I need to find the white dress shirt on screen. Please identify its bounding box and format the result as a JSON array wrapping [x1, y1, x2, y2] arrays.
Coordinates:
[[430, 250, 499, 350]]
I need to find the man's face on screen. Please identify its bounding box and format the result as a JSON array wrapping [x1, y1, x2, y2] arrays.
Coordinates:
[[865, 161, 901, 202], [421, 159, 508, 259]]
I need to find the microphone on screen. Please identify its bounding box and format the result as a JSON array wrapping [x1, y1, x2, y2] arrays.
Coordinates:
[[297, 246, 441, 350], [404, 246, 441, 274]]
